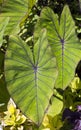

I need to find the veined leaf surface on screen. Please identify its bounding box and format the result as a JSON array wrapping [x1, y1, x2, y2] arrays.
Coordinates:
[[34, 5, 81, 89], [0, 17, 9, 47], [0, 0, 36, 34], [4, 30, 57, 125]]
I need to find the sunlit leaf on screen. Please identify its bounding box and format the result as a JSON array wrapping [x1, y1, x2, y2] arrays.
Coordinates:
[[69, 75, 81, 92], [47, 93, 63, 116], [34, 5, 81, 89], [42, 114, 62, 130], [4, 30, 57, 125], [0, 17, 9, 47], [0, 0, 37, 34]]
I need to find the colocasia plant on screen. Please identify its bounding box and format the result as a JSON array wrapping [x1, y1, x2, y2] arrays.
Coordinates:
[[0, 0, 81, 130]]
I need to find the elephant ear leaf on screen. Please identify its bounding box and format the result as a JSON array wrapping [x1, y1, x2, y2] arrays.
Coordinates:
[[0, 17, 9, 47], [4, 30, 57, 125], [55, 5, 81, 88], [34, 5, 81, 89], [0, 0, 36, 34]]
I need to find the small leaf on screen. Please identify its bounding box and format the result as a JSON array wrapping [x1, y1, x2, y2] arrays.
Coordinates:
[[47, 93, 63, 116], [42, 114, 62, 130], [70, 75, 81, 91]]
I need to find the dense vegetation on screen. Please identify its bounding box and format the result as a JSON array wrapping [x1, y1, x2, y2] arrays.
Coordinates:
[[0, 0, 81, 130]]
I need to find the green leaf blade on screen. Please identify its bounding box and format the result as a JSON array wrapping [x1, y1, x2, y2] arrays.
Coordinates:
[[55, 5, 81, 88], [34, 5, 81, 89], [0, 17, 9, 47], [0, 0, 37, 34], [5, 30, 57, 125]]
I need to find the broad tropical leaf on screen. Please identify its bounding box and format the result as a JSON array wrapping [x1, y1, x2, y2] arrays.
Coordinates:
[[34, 5, 81, 89], [0, 17, 9, 47], [0, 0, 37, 34], [4, 30, 57, 125]]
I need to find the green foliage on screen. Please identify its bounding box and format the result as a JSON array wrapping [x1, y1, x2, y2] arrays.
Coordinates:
[[34, 5, 81, 89], [0, 17, 9, 47], [0, 0, 81, 129], [47, 92, 63, 117], [5, 30, 57, 125], [0, 0, 37, 35], [63, 76, 81, 110], [42, 114, 63, 130], [70, 74, 81, 91]]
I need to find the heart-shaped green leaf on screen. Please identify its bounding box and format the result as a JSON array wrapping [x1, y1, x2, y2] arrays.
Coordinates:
[[4, 30, 57, 125], [0, 0, 36, 34], [34, 5, 81, 89]]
